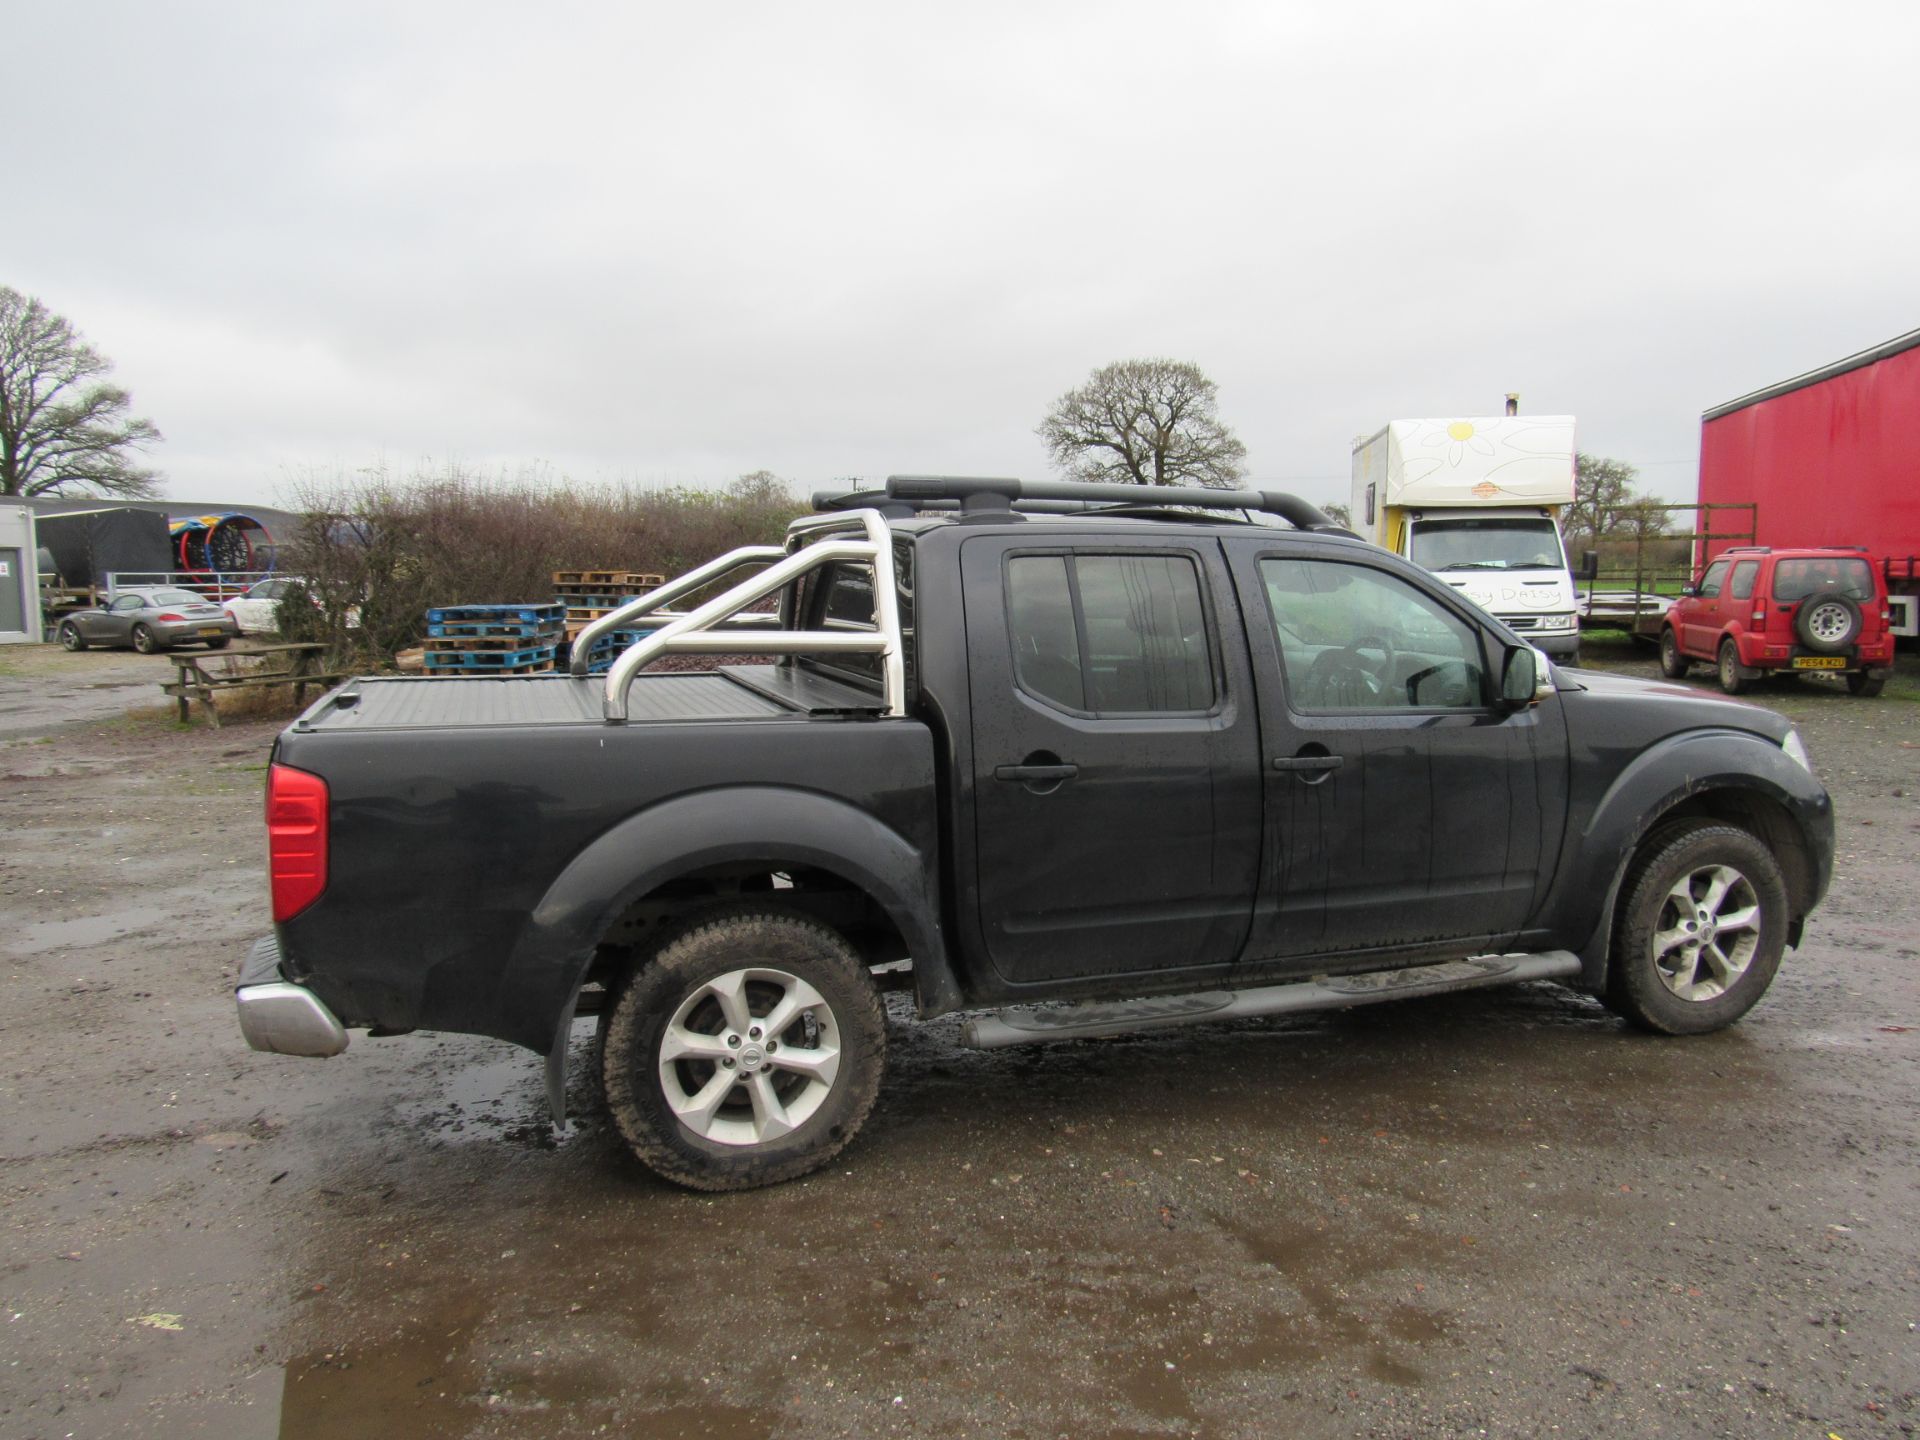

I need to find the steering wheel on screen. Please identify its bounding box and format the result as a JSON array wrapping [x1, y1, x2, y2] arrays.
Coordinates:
[[1306, 633, 1396, 707]]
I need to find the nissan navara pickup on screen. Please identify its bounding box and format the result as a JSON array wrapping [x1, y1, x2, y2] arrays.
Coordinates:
[[237, 476, 1833, 1191]]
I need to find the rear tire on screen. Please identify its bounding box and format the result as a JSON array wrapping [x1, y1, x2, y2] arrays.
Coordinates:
[[131, 623, 162, 655], [1847, 671, 1886, 698], [1608, 821, 1788, 1035], [59, 621, 87, 652], [1717, 638, 1747, 695], [204, 636, 231, 650], [601, 910, 886, 1191], [1659, 628, 1689, 678]]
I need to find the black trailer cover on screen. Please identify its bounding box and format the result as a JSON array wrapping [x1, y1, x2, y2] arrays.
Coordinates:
[[35, 508, 174, 588]]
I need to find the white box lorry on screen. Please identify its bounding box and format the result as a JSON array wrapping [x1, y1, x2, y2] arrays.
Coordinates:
[[1350, 414, 1582, 662]]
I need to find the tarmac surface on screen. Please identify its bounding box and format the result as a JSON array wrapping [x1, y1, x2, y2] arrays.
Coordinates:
[[2, 637, 1917, 1438]]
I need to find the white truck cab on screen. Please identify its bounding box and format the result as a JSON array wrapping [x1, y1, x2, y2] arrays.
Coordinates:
[[1352, 416, 1582, 662]]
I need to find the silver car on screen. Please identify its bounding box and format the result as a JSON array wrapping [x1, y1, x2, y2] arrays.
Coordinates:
[[58, 587, 239, 654]]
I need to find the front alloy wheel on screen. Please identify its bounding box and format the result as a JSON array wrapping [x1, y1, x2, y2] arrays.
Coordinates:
[[1608, 821, 1787, 1034], [1648, 864, 1761, 1001]]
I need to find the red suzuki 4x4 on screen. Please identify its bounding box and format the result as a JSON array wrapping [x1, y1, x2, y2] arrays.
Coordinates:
[[1661, 546, 1896, 697]]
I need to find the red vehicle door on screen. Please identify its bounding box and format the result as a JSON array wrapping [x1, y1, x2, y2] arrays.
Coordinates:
[[1680, 559, 1731, 657]]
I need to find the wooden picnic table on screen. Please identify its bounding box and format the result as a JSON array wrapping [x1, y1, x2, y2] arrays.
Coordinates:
[[162, 642, 349, 727]]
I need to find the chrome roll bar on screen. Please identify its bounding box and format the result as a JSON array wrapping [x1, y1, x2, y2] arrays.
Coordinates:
[[568, 546, 786, 677], [599, 508, 904, 722]]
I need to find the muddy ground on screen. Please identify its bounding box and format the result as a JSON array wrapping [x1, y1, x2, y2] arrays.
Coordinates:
[[2, 636, 1917, 1439]]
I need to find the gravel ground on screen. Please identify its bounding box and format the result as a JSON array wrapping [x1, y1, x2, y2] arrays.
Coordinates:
[[1, 637, 1917, 1439]]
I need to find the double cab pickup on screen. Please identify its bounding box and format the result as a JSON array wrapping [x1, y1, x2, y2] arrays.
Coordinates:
[[238, 476, 1833, 1190]]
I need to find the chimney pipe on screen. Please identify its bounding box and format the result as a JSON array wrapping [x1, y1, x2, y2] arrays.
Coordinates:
[[1504, 392, 1519, 416]]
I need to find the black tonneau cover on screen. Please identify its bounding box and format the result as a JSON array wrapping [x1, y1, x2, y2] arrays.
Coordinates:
[[293, 665, 883, 733]]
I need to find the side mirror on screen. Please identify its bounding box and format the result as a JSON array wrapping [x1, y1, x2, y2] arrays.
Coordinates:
[[1678, 583, 1698, 598], [1500, 644, 1544, 708], [1579, 550, 1599, 582]]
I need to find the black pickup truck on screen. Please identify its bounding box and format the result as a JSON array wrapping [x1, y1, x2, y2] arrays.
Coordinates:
[[238, 476, 1833, 1191]]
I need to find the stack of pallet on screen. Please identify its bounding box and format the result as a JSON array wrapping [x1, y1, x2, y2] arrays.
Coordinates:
[[553, 570, 666, 674], [554, 570, 663, 632], [422, 602, 565, 675]]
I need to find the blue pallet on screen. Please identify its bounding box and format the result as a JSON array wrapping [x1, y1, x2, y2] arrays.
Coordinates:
[[428, 618, 565, 639], [422, 645, 557, 670], [426, 602, 565, 625]]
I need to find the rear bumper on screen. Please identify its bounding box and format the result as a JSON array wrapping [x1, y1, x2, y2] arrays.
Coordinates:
[[236, 935, 348, 1057]]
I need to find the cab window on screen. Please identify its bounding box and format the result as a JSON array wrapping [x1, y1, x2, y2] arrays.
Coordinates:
[[1695, 560, 1730, 599], [1260, 558, 1488, 712]]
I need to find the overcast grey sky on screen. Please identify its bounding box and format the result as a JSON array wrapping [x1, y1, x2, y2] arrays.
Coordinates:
[[8, 1, 1918, 512]]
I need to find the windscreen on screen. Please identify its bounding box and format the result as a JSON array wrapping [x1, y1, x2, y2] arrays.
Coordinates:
[[1409, 517, 1565, 572]]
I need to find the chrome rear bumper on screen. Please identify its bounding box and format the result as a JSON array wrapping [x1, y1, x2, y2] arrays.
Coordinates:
[[236, 935, 348, 1057]]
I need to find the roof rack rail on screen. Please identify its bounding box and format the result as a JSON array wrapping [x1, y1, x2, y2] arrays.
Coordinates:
[[815, 475, 1350, 533]]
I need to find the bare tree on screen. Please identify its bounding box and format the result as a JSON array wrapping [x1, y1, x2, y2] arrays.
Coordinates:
[[1038, 359, 1248, 488], [1320, 501, 1353, 528], [0, 287, 161, 498], [1565, 454, 1665, 546], [728, 469, 794, 506]]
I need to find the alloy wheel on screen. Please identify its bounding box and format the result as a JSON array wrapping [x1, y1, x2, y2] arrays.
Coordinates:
[[1650, 864, 1761, 1001], [656, 967, 841, 1146]]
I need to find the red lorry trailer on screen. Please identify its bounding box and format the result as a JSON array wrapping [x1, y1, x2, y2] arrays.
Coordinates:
[[1699, 325, 1920, 638]]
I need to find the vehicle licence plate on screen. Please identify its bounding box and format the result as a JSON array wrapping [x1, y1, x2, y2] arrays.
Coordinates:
[[199, 627, 224, 637], [1791, 655, 1846, 670]]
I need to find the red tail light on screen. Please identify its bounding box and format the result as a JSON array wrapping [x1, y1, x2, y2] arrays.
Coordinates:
[[268, 764, 329, 922], [157, 612, 185, 622]]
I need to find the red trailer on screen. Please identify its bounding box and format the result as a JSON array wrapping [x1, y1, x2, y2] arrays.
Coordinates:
[[1699, 325, 1920, 637]]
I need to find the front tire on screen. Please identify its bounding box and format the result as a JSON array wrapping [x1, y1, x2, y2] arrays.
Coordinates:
[[1659, 628, 1689, 678], [59, 621, 87, 652], [130, 623, 162, 655], [1608, 822, 1788, 1035], [1717, 638, 1747, 694], [601, 910, 886, 1191]]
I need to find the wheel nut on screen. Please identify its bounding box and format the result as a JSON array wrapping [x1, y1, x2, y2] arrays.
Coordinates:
[[722, 1058, 735, 1068], [727, 1034, 741, 1048], [766, 1040, 777, 1052], [748, 1026, 762, 1040]]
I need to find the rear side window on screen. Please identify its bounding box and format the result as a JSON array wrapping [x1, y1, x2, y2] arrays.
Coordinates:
[[1772, 557, 1874, 602], [1730, 560, 1759, 600], [1005, 553, 1215, 715], [802, 561, 881, 682]]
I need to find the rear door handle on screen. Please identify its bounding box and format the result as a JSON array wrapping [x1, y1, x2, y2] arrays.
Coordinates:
[[994, 763, 1080, 783], [1271, 755, 1344, 773]]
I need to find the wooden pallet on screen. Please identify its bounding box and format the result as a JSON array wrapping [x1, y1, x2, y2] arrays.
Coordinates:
[[423, 633, 562, 653], [553, 570, 664, 588]]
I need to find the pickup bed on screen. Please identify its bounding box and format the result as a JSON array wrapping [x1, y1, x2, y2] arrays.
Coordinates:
[[239, 476, 1834, 1190]]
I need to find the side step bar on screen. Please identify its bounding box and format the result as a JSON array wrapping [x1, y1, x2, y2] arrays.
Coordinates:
[[958, 952, 1582, 1050]]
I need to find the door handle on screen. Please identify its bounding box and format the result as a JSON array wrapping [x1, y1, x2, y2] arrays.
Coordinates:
[[1271, 755, 1344, 773], [995, 763, 1080, 783]]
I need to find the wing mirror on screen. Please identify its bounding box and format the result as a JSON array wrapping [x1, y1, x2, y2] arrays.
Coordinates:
[[1499, 644, 1553, 709]]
